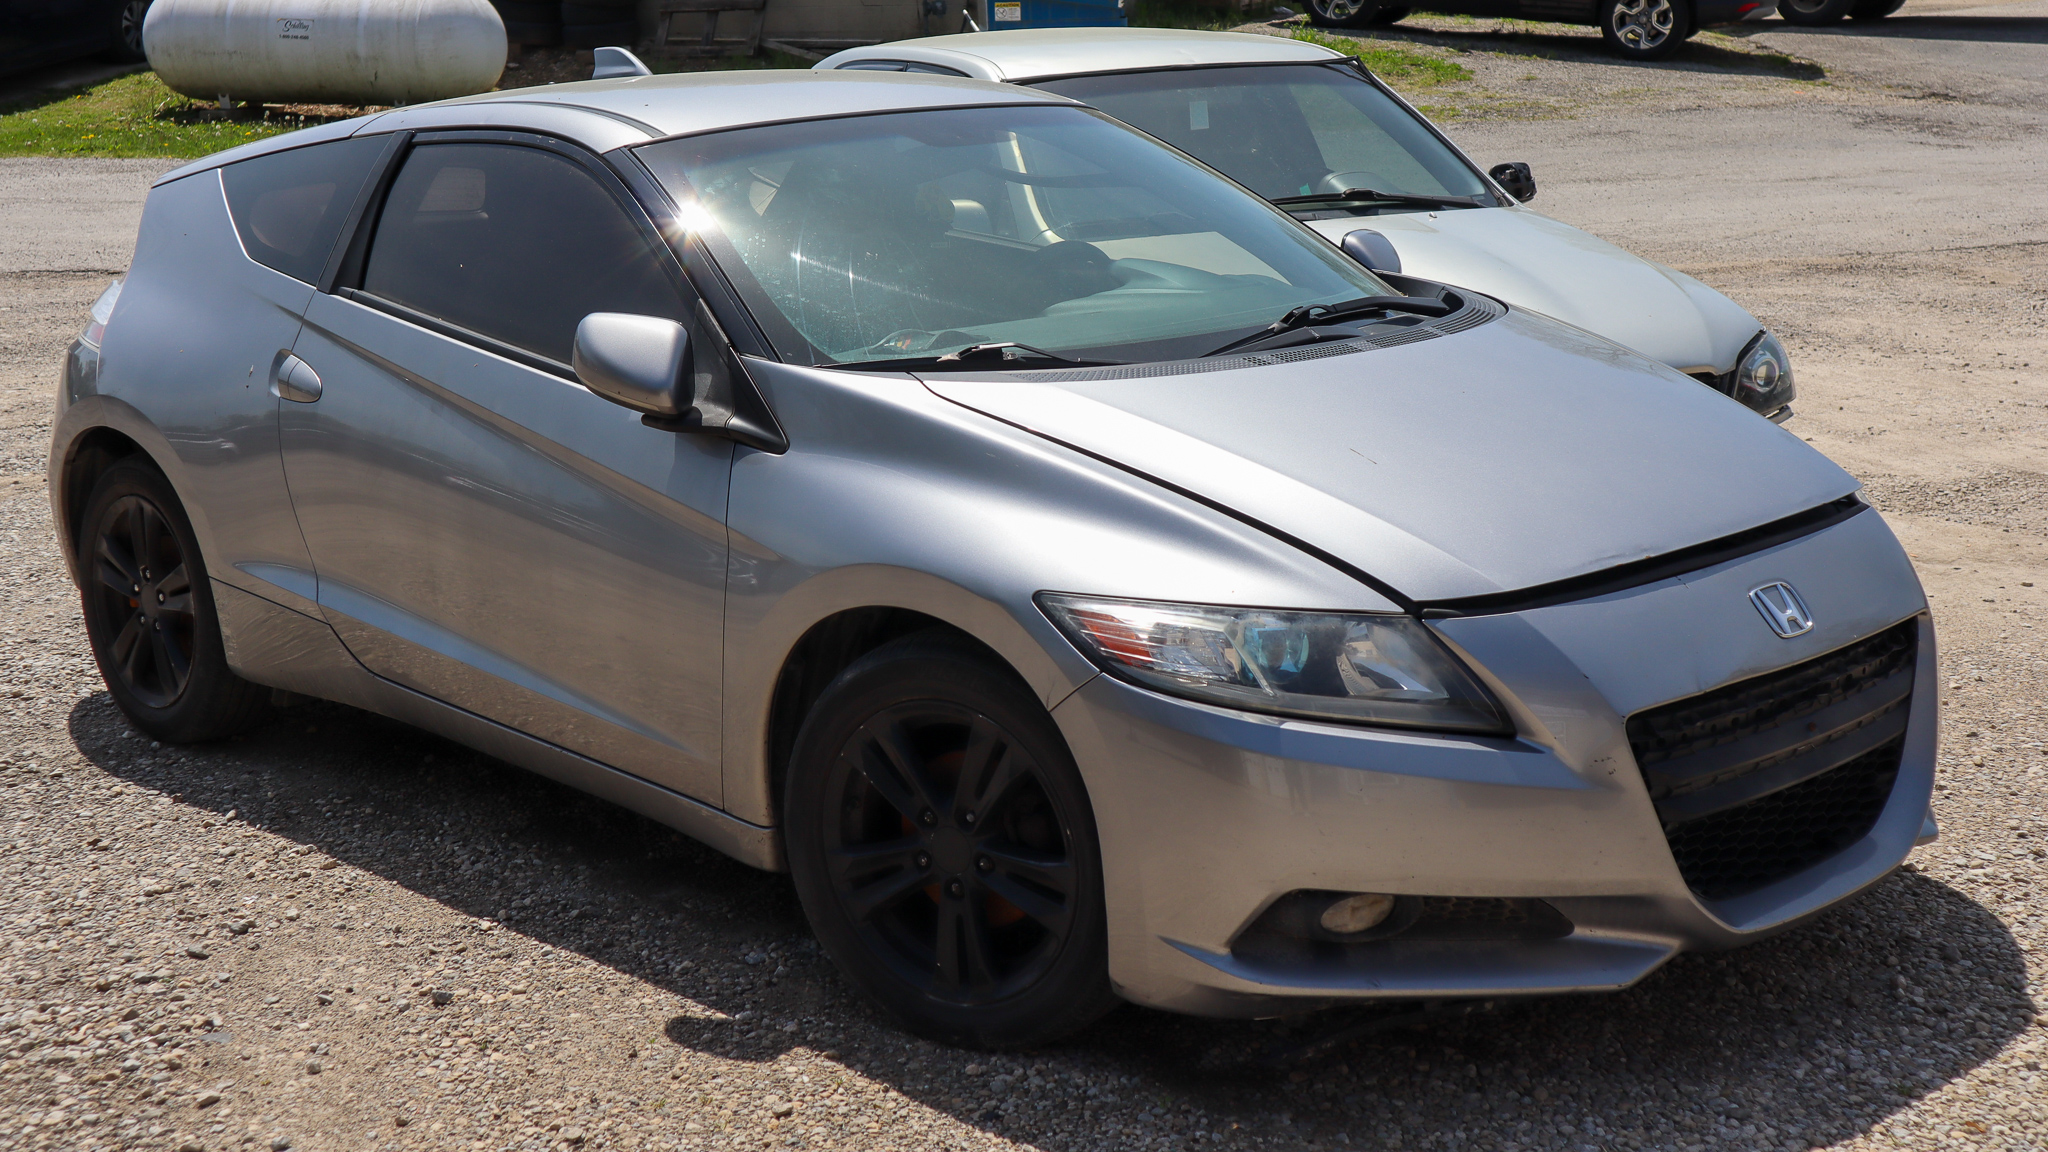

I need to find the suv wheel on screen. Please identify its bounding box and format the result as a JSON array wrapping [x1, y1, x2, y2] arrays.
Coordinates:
[[1306, 0, 1382, 28], [107, 0, 152, 62], [784, 636, 1117, 1048], [1778, 0, 1858, 23], [78, 458, 270, 742], [1599, 0, 1692, 59]]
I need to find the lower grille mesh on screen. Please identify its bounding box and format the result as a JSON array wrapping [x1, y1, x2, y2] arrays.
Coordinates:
[[1627, 619, 1918, 901], [1661, 741, 1899, 899]]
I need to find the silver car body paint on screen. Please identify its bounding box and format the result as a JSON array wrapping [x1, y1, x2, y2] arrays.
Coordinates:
[[817, 28, 1767, 378], [51, 70, 1933, 1019]]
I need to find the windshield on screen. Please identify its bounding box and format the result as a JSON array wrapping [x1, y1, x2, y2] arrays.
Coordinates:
[[635, 104, 1393, 367], [1035, 64, 1492, 207]]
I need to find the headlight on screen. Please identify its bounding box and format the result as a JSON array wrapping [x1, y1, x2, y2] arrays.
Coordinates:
[[1037, 593, 1510, 735], [1735, 330, 1793, 405]]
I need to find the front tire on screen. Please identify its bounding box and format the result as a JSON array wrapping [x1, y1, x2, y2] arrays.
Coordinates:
[[784, 635, 1117, 1048], [77, 458, 270, 743], [1777, 0, 1857, 23], [1599, 0, 1692, 58]]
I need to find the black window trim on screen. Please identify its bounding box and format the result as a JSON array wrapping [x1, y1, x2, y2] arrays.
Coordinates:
[[323, 126, 789, 452]]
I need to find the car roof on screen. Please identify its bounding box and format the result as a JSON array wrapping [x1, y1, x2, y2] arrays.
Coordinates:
[[815, 27, 1346, 83], [155, 69, 1072, 187]]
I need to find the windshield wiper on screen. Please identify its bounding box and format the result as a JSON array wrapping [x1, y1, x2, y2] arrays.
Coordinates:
[[1201, 295, 1454, 358], [1270, 188, 1487, 210], [832, 342, 1121, 373]]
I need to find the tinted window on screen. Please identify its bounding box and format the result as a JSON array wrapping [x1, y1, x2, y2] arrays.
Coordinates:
[[362, 142, 686, 364], [222, 136, 387, 284], [1037, 65, 1491, 203]]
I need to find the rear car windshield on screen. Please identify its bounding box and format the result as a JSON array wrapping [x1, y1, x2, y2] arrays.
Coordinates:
[[1035, 64, 1491, 205], [636, 104, 1392, 367]]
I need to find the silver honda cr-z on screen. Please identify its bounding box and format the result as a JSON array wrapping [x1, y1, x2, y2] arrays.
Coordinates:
[[49, 69, 1936, 1048]]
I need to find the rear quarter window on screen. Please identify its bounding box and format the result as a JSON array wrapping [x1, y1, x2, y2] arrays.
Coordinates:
[[220, 136, 388, 285]]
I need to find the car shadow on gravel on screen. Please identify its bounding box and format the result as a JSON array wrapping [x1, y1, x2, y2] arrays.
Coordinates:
[[70, 692, 2034, 1150]]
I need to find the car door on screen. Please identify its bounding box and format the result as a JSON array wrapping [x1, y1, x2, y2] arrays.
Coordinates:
[[279, 132, 734, 803]]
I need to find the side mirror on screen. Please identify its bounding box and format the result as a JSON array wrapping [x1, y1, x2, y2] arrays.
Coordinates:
[[573, 313, 690, 418], [1489, 161, 1536, 203], [1340, 229, 1401, 274]]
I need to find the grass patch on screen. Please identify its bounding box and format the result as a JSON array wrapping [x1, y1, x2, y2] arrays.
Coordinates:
[[0, 71, 343, 159], [1288, 27, 1472, 86]]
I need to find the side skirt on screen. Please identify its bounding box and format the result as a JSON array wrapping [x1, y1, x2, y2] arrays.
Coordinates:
[[214, 579, 783, 872]]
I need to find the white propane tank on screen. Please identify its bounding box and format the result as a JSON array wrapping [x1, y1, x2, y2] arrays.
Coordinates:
[[144, 0, 507, 107]]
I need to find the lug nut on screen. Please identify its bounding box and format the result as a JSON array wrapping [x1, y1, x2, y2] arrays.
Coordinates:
[[156, 592, 165, 603], [914, 852, 930, 870], [920, 810, 936, 826], [976, 856, 992, 873], [946, 879, 965, 898], [961, 810, 975, 825]]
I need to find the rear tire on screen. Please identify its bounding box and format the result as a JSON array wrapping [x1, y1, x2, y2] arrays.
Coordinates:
[[1598, 0, 1692, 59], [1306, 0, 1380, 28], [77, 459, 270, 743], [106, 0, 151, 62], [1777, 0, 1857, 23], [784, 635, 1118, 1049]]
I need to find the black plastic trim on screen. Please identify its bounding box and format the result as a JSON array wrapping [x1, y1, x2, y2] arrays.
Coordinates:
[[1417, 496, 1868, 619]]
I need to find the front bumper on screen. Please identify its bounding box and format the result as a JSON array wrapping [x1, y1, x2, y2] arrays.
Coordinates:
[[1050, 507, 1933, 1017]]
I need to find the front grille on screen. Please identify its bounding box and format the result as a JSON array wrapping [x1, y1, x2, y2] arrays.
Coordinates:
[[1626, 619, 1917, 900]]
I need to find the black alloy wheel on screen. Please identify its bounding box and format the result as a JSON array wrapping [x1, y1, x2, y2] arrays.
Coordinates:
[[785, 636, 1116, 1048], [78, 459, 269, 742], [109, 0, 152, 61]]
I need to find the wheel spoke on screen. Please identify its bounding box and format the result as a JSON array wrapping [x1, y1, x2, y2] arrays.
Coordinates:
[[831, 839, 930, 921], [110, 613, 145, 672], [157, 624, 192, 687], [94, 533, 140, 594], [139, 504, 169, 570], [934, 900, 999, 993], [156, 562, 190, 597], [852, 717, 941, 823], [978, 844, 1074, 929], [957, 716, 1031, 828], [148, 628, 181, 694]]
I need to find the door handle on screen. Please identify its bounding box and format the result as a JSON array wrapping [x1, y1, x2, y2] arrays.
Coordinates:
[[271, 353, 322, 403]]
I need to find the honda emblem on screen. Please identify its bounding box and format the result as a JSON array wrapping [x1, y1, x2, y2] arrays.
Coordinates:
[[1749, 582, 1814, 638]]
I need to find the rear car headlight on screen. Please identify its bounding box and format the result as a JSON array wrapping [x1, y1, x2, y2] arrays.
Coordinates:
[[81, 279, 123, 349], [1735, 329, 1792, 405], [1037, 593, 1510, 735]]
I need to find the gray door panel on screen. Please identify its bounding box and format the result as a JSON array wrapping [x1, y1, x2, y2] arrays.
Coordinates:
[[282, 290, 732, 802]]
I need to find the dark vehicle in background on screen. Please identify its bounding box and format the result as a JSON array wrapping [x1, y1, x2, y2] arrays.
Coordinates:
[[1301, 0, 1777, 60], [0, 0, 152, 76]]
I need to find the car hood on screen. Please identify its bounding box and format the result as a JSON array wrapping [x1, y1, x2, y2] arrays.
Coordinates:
[[1304, 207, 1759, 376], [921, 308, 1856, 603]]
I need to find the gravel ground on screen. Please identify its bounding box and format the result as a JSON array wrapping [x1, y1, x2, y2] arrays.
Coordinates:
[[3, 17, 2046, 1152]]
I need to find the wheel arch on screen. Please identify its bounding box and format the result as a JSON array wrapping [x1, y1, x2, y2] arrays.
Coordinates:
[[51, 415, 162, 587], [725, 565, 1101, 830]]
